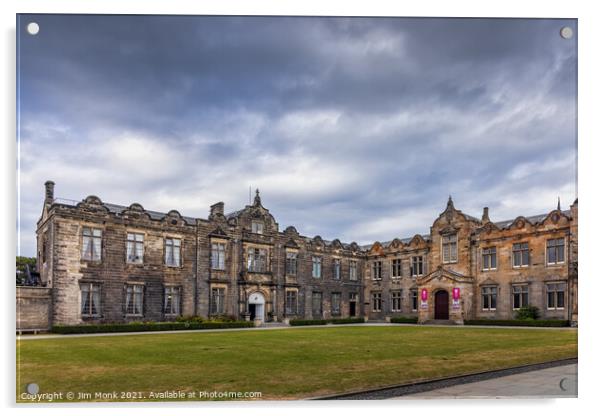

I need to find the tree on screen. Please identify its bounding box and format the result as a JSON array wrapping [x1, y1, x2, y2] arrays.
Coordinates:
[[16, 256, 37, 286]]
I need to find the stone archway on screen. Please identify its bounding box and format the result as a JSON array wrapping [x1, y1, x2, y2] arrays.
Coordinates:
[[248, 292, 266, 324], [434, 290, 449, 320]]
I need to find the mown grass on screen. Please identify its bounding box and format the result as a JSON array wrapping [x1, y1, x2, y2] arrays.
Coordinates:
[[16, 326, 577, 401]]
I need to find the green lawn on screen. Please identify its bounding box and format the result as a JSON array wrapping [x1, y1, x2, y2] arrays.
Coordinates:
[[16, 326, 577, 401]]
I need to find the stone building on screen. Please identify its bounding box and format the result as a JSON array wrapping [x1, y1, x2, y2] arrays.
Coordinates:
[[29, 181, 578, 329]]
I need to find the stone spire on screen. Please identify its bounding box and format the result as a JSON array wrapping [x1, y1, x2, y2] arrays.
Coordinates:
[[446, 195, 455, 211]]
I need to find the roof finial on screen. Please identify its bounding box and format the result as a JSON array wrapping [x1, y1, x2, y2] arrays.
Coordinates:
[[557, 196, 561, 211], [253, 188, 261, 206], [446, 195, 454, 210]]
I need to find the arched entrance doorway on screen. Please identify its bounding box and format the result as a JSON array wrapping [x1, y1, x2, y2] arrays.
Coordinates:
[[434, 290, 449, 320], [248, 292, 265, 323]]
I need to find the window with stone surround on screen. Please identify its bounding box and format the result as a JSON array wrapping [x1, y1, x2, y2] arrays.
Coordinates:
[[126, 232, 144, 264], [312, 256, 322, 278], [312, 292, 322, 318], [512, 243, 530, 268], [392, 259, 402, 279], [411, 256, 424, 277], [81, 282, 101, 317], [333, 259, 341, 280], [331, 292, 341, 315], [251, 220, 264, 234], [164, 286, 181, 316], [372, 261, 382, 280], [547, 283, 566, 310], [211, 242, 226, 270], [411, 289, 418, 311], [286, 252, 297, 276], [285, 290, 297, 315], [512, 284, 529, 309], [481, 247, 497, 271], [371, 292, 382, 312], [442, 233, 458, 263], [547, 238, 565, 265], [165, 237, 181, 267], [349, 260, 358, 280], [211, 287, 225, 315], [481, 286, 497, 311], [125, 284, 144, 316], [391, 290, 402, 312], [247, 247, 267, 272], [82, 227, 102, 261]]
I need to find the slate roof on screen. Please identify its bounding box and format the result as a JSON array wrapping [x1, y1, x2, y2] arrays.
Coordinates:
[[493, 210, 571, 229], [101, 203, 197, 225]]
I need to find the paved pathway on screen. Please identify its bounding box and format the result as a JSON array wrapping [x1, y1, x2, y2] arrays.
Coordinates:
[[393, 364, 577, 399]]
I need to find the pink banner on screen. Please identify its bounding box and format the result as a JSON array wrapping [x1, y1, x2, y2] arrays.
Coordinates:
[[453, 287, 460, 300], [421, 288, 428, 301]]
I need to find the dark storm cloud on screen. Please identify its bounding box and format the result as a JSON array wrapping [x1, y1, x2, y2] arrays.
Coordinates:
[[17, 15, 577, 255]]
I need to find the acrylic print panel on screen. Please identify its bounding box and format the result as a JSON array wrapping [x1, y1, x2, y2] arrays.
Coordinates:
[[16, 15, 577, 402]]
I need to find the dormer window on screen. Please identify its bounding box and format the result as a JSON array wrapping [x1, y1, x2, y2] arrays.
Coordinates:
[[251, 221, 264, 234]]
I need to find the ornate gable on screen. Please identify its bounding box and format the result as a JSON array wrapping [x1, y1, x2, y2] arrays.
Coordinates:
[[416, 265, 473, 285]]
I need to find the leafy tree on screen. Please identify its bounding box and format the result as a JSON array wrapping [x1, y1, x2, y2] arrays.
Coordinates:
[[16, 256, 36, 286]]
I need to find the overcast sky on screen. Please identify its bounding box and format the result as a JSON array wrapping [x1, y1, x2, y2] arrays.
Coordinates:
[[17, 15, 577, 256]]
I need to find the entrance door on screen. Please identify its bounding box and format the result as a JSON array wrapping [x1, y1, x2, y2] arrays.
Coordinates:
[[434, 290, 449, 320], [349, 301, 356, 317], [248, 292, 265, 323]]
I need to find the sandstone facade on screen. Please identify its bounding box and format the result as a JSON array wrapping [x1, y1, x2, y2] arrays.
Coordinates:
[[32, 181, 578, 326]]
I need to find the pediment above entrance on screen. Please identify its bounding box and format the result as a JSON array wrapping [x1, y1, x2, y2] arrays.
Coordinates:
[[416, 265, 474, 285]]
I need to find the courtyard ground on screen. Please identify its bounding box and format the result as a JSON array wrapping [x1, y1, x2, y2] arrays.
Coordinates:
[[16, 325, 577, 401]]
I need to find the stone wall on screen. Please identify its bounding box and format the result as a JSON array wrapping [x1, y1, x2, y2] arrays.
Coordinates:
[[16, 287, 52, 332]]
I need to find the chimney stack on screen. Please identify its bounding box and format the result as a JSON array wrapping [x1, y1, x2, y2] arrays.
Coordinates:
[[44, 180, 55, 203], [482, 207, 490, 223], [210, 202, 224, 218]]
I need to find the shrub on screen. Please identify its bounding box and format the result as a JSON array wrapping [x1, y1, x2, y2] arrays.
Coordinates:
[[515, 305, 540, 320], [390, 316, 419, 324], [464, 319, 570, 327], [176, 315, 205, 323], [289, 319, 328, 326], [51, 320, 253, 334], [329, 318, 365, 325]]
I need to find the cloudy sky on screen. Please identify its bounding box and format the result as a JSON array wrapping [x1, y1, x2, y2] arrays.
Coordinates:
[[17, 15, 577, 256]]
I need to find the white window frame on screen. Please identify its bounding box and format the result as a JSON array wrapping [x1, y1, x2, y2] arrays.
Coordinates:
[[126, 232, 144, 264], [512, 242, 530, 268], [285, 251, 298, 276], [125, 284, 144, 316], [481, 247, 497, 271], [251, 220, 264, 234], [211, 242, 226, 270], [391, 258, 402, 279], [247, 247, 268, 273], [390, 290, 402, 312], [546, 283, 566, 310], [349, 260, 358, 280], [164, 286, 182, 316], [442, 234, 458, 263], [546, 238, 566, 266], [481, 286, 498, 311], [81, 282, 101, 317], [165, 237, 182, 267], [312, 256, 322, 278], [372, 261, 382, 280], [333, 259, 341, 280], [512, 284, 529, 310], [411, 256, 424, 277], [82, 227, 102, 261], [372, 292, 382, 312]]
